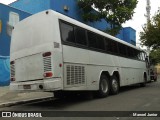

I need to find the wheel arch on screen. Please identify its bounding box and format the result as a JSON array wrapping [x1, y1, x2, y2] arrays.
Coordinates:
[[100, 71, 111, 80], [99, 70, 120, 83]]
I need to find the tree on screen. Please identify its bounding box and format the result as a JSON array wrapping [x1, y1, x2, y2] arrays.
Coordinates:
[[140, 11, 160, 49], [78, 0, 138, 35], [149, 49, 160, 65], [140, 10, 160, 64]]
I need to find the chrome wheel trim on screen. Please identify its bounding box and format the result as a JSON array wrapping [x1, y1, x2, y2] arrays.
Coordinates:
[[112, 79, 118, 92], [100, 79, 108, 93]]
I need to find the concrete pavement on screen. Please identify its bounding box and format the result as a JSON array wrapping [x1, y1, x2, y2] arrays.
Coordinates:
[[0, 86, 53, 107]]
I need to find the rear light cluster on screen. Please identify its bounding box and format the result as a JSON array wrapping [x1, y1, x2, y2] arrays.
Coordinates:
[[43, 52, 51, 57], [43, 52, 53, 78], [43, 72, 53, 78], [10, 61, 15, 81]]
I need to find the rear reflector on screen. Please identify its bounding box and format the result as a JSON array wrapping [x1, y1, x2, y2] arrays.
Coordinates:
[[43, 72, 53, 78], [43, 52, 51, 57]]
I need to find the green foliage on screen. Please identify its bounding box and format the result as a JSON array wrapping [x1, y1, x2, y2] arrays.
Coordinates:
[[149, 49, 160, 65], [78, 0, 138, 35], [140, 11, 160, 49], [140, 10, 160, 64]]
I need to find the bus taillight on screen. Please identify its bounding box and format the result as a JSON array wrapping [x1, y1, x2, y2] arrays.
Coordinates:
[[43, 72, 53, 78], [43, 52, 51, 57]]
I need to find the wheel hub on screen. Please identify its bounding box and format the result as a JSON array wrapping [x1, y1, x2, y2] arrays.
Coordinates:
[[101, 79, 108, 93]]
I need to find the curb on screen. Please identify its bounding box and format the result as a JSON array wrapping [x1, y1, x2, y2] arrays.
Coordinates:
[[0, 96, 54, 108]]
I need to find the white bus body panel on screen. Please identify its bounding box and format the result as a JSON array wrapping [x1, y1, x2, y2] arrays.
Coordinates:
[[62, 45, 146, 90]]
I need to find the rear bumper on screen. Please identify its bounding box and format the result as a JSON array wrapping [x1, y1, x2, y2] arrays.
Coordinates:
[[10, 78, 62, 92]]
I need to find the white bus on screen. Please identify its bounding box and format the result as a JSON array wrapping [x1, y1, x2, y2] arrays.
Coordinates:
[[10, 10, 149, 98]]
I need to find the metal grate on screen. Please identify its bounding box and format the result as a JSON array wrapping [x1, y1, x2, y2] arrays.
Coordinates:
[[43, 56, 52, 72], [10, 64, 15, 78], [66, 65, 85, 85]]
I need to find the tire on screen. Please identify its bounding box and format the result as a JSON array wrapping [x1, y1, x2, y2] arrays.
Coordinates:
[[96, 75, 110, 98], [110, 75, 119, 95]]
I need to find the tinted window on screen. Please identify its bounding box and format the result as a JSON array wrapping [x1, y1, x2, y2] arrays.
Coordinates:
[[88, 31, 97, 48], [88, 31, 105, 50], [118, 43, 127, 56], [133, 50, 140, 59], [105, 38, 111, 52], [60, 22, 75, 43], [106, 38, 118, 54], [96, 35, 105, 50], [126, 47, 131, 58], [74, 27, 87, 46]]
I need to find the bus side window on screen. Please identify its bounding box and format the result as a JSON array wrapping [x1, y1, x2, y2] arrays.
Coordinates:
[[105, 38, 118, 54], [133, 49, 139, 59], [96, 35, 105, 50], [111, 41, 118, 54], [119, 43, 127, 57], [88, 31, 97, 48], [105, 38, 111, 52], [88, 31, 105, 50], [74, 27, 87, 46], [60, 21, 75, 43]]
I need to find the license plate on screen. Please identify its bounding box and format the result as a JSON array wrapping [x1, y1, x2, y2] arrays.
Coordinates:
[[23, 85, 31, 89]]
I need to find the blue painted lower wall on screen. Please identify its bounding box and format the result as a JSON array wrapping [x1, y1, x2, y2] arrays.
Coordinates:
[[0, 56, 10, 86]]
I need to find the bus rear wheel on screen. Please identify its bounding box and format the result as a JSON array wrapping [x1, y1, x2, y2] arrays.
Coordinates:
[[96, 75, 110, 98], [110, 75, 119, 95]]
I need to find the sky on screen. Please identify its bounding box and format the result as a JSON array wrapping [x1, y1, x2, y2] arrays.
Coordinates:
[[123, 0, 160, 47], [0, 0, 160, 47]]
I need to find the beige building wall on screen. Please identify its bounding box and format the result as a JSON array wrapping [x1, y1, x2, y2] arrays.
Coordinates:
[[155, 64, 160, 75]]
